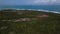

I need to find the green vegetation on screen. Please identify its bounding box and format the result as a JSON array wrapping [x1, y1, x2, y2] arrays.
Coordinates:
[[0, 10, 60, 34]]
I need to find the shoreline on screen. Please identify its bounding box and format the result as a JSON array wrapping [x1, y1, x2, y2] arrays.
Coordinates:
[[0, 8, 60, 14]]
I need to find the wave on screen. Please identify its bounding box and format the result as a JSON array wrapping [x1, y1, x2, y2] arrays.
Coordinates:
[[0, 8, 60, 14], [16, 9, 60, 14]]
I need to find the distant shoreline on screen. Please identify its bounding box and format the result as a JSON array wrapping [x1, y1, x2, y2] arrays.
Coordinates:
[[0, 8, 60, 14]]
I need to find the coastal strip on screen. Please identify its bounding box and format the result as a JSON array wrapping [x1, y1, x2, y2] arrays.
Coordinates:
[[0, 8, 60, 14]]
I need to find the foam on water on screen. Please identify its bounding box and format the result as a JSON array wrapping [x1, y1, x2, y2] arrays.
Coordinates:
[[0, 8, 60, 14], [16, 9, 60, 14]]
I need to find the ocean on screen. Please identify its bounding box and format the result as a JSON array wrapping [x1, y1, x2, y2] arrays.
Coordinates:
[[0, 5, 60, 14]]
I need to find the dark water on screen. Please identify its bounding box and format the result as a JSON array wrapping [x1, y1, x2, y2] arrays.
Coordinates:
[[0, 5, 60, 12]]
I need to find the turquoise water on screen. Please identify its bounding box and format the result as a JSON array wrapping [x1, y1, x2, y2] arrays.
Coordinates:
[[0, 5, 60, 12]]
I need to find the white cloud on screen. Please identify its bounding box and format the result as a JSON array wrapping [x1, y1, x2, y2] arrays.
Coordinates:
[[56, 0, 60, 3], [0, 0, 60, 5], [26, 0, 60, 5], [32, 0, 57, 5], [34, 0, 49, 3]]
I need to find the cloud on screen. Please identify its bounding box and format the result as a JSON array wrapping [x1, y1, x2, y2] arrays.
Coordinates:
[[0, 0, 60, 5], [34, 0, 49, 3], [32, 0, 57, 5]]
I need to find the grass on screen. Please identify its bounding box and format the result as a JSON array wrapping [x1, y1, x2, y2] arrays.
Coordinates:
[[0, 10, 60, 34]]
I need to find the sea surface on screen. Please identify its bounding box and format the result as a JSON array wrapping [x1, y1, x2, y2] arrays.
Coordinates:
[[0, 5, 60, 13]]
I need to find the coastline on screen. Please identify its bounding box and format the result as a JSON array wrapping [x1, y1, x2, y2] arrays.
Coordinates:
[[0, 8, 60, 14], [16, 9, 60, 14], [0, 8, 60, 34]]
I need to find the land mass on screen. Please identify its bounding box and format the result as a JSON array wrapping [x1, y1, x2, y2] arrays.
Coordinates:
[[0, 9, 60, 34]]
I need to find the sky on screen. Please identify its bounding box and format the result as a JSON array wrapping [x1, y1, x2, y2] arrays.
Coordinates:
[[0, 0, 60, 5]]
